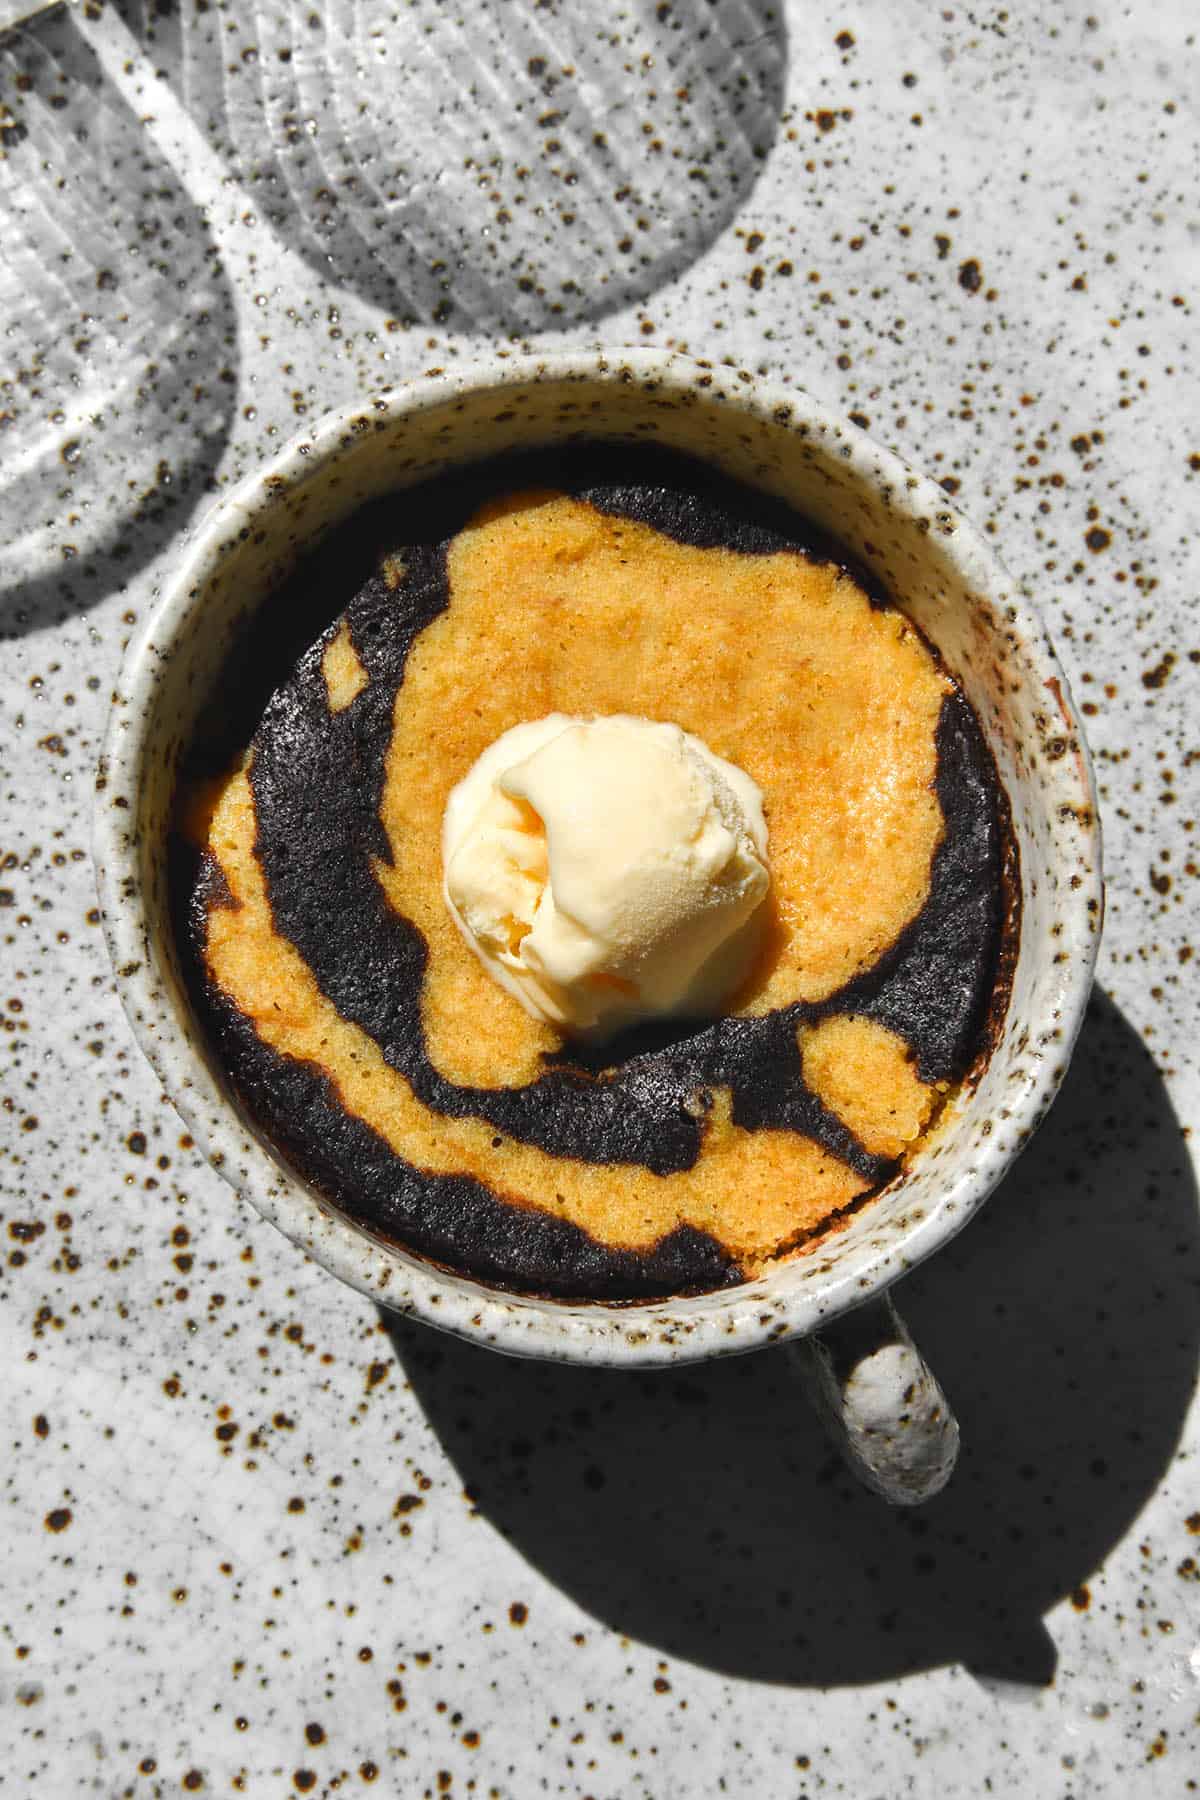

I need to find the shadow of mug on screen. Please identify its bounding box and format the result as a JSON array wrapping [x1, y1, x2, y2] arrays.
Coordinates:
[[384, 990, 1199, 1687]]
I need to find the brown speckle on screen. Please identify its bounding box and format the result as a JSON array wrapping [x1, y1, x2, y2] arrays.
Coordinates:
[[1141, 653, 1175, 690]]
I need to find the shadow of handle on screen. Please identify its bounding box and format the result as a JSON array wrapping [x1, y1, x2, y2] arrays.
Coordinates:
[[788, 1293, 960, 1506]]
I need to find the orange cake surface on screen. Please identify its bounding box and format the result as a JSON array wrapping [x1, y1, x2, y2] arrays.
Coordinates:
[[185, 460, 1009, 1298]]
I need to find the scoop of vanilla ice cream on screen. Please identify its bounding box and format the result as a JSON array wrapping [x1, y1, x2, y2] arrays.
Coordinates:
[[442, 714, 769, 1037]]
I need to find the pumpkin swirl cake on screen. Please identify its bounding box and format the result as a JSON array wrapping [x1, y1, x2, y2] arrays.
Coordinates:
[[181, 450, 1014, 1300]]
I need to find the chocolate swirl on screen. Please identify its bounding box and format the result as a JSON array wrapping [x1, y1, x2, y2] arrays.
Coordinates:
[[183, 451, 1013, 1298]]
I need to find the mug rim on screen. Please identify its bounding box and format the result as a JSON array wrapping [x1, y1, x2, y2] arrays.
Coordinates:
[[95, 345, 1103, 1366]]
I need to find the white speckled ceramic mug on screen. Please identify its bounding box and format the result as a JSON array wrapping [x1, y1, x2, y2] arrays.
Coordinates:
[[95, 349, 1102, 1505]]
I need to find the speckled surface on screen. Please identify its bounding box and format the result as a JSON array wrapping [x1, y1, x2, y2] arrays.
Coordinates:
[[2, 2, 1197, 1794]]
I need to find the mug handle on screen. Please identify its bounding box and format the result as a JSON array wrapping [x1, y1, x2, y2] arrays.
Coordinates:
[[788, 1293, 959, 1505]]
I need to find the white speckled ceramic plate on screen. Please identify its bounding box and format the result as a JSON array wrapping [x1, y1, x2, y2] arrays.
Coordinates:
[[3, 1, 1197, 1790]]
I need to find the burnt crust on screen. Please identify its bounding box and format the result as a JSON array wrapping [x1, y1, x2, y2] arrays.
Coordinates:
[[192, 847, 239, 917], [246, 542, 897, 1185], [202, 993, 742, 1300], [179, 449, 1013, 1299], [576, 465, 890, 607], [808, 690, 1012, 1084]]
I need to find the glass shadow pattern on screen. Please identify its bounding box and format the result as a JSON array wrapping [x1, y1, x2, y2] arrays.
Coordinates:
[[0, 11, 237, 633], [112, 0, 787, 333]]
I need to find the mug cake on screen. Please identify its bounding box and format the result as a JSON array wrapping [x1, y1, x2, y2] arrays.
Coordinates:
[[179, 448, 1016, 1300]]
